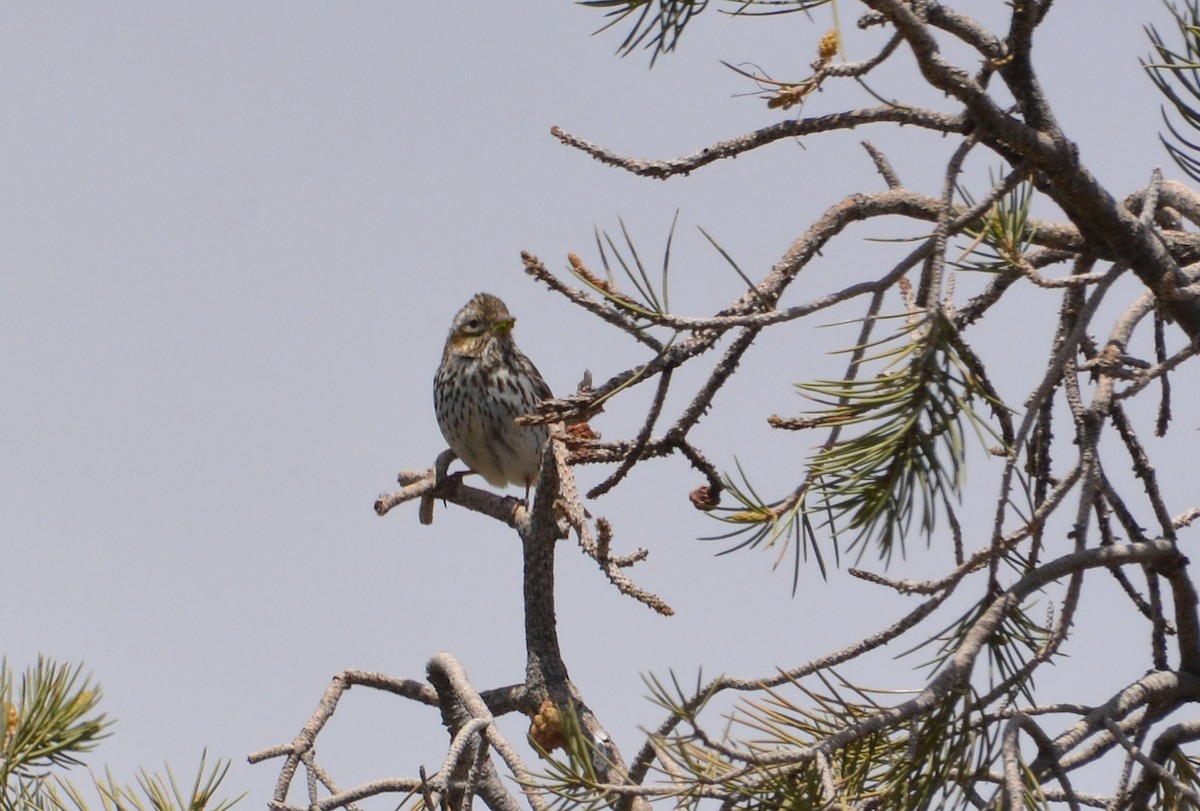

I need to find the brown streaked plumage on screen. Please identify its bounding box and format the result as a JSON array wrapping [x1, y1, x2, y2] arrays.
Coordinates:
[[433, 293, 552, 492]]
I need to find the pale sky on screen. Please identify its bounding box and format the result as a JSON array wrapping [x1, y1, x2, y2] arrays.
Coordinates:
[[2, 2, 1195, 806]]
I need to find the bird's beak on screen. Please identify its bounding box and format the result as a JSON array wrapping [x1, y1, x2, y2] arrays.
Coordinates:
[[493, 318, 515, 335]]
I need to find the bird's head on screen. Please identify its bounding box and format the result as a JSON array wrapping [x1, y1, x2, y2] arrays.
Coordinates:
[[445, 293, 517, 358]]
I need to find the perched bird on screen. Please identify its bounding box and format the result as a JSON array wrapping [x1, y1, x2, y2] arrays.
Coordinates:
[[433, 293, 553, 493]]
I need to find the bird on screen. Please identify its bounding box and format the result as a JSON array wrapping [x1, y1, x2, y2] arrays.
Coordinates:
[[433, 293, 553, 495]]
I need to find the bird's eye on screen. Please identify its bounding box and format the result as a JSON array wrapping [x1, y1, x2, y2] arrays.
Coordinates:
[[465, 318, 482, 332]]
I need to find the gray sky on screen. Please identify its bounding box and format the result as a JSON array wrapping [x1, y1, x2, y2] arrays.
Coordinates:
[[2, 2, 1195, 806]]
